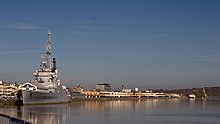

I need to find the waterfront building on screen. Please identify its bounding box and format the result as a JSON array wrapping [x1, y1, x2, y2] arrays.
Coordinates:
[[80, 90, 180, 98], [70, 85, 84, 92], [0, 81, 18, 96], [96, 83, 111, 91], [134, 88, 139, 92], [122, 88, 132, 93]]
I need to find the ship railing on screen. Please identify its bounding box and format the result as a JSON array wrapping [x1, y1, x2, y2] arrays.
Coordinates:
[[0, 113, 32, 124]]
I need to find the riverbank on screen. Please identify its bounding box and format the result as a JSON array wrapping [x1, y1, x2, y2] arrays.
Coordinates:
[[0, 97, 178, 106], [2, 97, 220, 106]]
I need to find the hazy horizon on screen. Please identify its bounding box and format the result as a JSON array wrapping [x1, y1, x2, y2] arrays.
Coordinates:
[[1, 0, 220, 89]]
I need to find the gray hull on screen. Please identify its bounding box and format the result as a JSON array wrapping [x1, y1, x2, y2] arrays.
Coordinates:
[[22, 87, 69, 105]]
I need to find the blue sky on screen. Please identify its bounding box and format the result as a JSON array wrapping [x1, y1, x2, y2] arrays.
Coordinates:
[[0, 0, 220, 89]]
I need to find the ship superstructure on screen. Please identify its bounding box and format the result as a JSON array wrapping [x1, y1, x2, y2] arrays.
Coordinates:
[[19, 31, 69, 104]]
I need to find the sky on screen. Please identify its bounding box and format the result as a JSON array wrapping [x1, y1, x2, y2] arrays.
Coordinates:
[[0, 0, 220, 90]]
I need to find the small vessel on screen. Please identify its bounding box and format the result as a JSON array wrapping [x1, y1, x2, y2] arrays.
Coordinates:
[[188, 94, 196, 98], [19, 31, 69, 104]]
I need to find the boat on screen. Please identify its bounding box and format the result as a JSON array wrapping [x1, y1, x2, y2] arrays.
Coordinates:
[[18, 31, 69, 104], [188, 94, 196, 98]]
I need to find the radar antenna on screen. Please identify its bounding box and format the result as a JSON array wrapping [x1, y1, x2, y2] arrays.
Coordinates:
[[41, 30, 52, 70]]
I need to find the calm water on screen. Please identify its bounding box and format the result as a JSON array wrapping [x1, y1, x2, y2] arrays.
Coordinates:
[[0, 99, 220, 124]]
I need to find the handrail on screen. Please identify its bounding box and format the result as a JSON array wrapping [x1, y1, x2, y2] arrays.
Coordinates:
[[0, 113, 32, 124]]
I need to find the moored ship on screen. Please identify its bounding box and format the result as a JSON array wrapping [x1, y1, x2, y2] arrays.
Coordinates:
[[19, 31, 69, 104]]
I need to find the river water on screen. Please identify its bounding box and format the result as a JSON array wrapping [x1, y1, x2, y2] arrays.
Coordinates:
[[0, 98, 220, 124]]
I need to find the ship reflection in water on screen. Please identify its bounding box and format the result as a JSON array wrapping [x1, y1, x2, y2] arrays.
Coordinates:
[[17, 104, 69, 124]]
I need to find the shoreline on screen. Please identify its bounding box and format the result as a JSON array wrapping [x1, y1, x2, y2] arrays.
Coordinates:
[[1, 97, 220, 106]]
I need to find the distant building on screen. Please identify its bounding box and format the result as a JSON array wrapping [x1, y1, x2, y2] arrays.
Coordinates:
[[144, 90, 152, 93], [122, 88, 132, 93], [96, 83, 111, 91], [70, 85, 84, 92], [0, 81, 18, 96], [134, 88, 139, 92]]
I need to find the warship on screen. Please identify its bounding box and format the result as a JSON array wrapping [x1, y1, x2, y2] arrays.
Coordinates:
[[19, 31, 69, 104]]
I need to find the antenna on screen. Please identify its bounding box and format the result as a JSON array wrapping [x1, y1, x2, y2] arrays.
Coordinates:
[[41, 30, 52, 70]]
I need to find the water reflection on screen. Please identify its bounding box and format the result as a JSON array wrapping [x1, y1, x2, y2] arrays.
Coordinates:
[[67, 99, 187, 124], [0, 99, 220, 124], [19, 104, 69, 124]]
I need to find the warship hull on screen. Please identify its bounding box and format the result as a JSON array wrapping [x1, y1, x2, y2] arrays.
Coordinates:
[[21, 87, 69, 105]]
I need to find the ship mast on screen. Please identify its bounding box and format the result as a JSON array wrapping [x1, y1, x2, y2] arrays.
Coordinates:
[[41, 30, 52, 71]]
